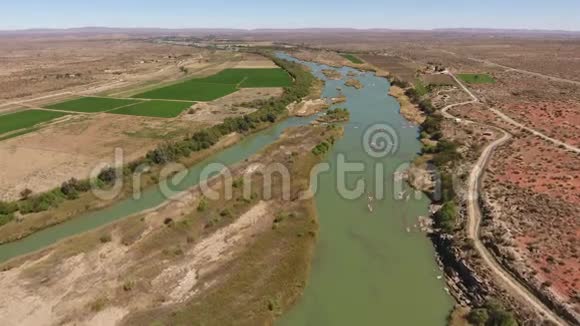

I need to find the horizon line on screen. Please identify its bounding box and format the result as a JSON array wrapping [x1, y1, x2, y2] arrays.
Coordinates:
[[1, 26, 580, 33]]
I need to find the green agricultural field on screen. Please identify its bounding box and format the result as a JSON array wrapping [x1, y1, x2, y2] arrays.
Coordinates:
[[0, 110, 68, 135], [46, 97, 142, 113], [201, 68, 292, 87], [414, 78, 429, 96], [457, 73, 496, 84], [133, 80, 238, 102], [110, 100, 194, 118], [133, 68, 292, 101], [340, 54, 364, 64]]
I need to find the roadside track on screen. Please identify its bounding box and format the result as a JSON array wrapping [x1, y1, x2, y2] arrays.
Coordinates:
[[445, 72, 580, 154], [439, 74, 570, 325]]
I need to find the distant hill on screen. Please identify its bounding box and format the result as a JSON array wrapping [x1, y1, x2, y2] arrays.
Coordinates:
[[1, 27, 578, 40]]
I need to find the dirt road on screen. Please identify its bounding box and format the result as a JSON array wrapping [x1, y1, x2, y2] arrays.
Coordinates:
[[440, 75, 570, 325], [446, 72, 580, 154]]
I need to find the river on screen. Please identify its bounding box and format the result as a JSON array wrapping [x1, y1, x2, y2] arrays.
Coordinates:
[[0, 53, 453, 325], [277, 53, 453, 325]]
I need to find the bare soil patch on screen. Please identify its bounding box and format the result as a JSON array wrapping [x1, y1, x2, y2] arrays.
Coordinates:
[[0, 114, 202, 201], [232, 53, 278, 68], [0, 38, 207, 102], [183, 88, 284, 124], [359, 54, 419, 83]]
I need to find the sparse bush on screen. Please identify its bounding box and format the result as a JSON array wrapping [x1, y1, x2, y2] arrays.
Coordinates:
[[220, 209, 232, 218], [122, 280, 135, 292], [0, 201, 17, 216], [18, 191, 63, 214], [197, 198, 208, 212], [99, 234, 112, 243], [312, 141, 331, 156]]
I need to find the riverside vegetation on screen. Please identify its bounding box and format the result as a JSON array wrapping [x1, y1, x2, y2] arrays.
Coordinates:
[[0, 54, 315, 239], [392, 76, 519, 325]]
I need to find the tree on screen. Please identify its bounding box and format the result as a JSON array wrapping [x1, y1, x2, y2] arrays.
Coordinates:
[[434, 201, 457, 233], [98, 167, 118, 184], [467, 308, 489, 326], [483, 299, 519, 326]]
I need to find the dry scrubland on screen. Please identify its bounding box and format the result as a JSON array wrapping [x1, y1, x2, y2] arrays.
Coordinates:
[[373, 39, 580, 319], [0, 39, 205, 102], [275, 31, 579, 322]]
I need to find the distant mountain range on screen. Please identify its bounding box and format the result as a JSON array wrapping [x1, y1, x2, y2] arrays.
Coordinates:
[[1, 27, 579, 39]]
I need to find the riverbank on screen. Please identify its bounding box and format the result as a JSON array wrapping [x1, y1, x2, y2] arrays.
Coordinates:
[[0, 54, 318, 246], [389, 85, 426, 125], [0, 124, 343, 325], [391, 67, 534, 325]]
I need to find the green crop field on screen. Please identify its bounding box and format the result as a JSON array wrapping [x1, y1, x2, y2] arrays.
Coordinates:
[[340, 54, 364, 64], [133, 81, 238, 102], [133, 68, 292, 101], [414, 78, 429, 96], [46, 97, 142, 113], [457, 73, 496, 84], [214, 68, 292, 87], [110, 100, 194, 118], [0, 110, 69, 135]]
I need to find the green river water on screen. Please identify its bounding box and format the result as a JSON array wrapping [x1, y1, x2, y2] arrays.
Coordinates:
[[277, 54, 453, 325], [0, 53, 453, 325]]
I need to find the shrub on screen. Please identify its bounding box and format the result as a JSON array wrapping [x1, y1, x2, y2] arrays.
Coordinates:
[[0, 214, 14, 226], [61, 179, 80, 200], [434, 201, 457, 233], [98, 167, 118, 184], [0, 201, 18, 215], [99, 234, 112, 243], [18, 191, 63, 214], [312, 141, 331, 156], [467, 308, 489, 326], [197, 198, 208, 212]]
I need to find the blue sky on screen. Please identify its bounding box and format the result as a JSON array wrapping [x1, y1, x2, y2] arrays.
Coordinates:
[[1, 0, 579, 31]]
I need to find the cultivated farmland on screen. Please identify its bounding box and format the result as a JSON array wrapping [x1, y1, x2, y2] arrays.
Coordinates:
[[229, 68, 293, 87], [340, 53, 364, 64], [110, 100, 194, 118], [133, 68, 291, 101], [457, 73, 496, 84], [46, 97, 142, 113], [133, 80, 238, 102], [0, 110, 68, 135]]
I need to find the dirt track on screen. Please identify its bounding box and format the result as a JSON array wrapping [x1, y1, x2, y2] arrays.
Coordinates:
[[442, 75, 570, 325]]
